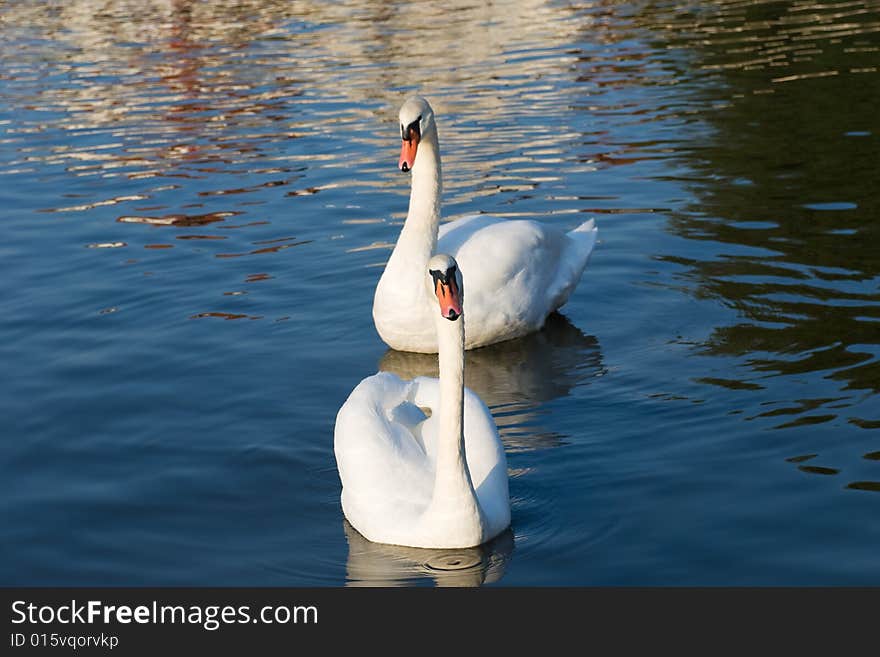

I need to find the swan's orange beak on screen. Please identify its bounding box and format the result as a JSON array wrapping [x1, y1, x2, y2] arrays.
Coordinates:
[[434, 277, 462, 321], [399, 132, 419, 172]]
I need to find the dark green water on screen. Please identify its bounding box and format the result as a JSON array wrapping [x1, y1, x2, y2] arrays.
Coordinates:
[[1, 0, 878, 585]]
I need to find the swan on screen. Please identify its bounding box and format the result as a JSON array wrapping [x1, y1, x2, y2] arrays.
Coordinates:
[[373, 95, 599, 353], [335, 254, 511, 549]]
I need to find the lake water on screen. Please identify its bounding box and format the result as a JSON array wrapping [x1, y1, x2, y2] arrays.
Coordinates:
[[1, 0, 878, 586]]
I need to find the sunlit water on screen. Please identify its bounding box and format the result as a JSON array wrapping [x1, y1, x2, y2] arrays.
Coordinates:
[[1, 0, 878, 586]]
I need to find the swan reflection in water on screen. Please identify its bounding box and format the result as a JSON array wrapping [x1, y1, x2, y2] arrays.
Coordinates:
[[379, 312, 605, 451], [343, 519, 515, 587]]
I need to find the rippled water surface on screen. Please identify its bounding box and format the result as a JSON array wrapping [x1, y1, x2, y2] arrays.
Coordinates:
[[2, 0, 879, 585]]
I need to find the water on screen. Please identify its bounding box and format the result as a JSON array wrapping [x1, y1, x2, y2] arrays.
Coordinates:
[[1, 0, 878, 586]]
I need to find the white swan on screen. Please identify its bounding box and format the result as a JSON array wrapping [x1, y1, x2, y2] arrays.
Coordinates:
[[373, 95, 598, 353], [335, 254, 511, 549]]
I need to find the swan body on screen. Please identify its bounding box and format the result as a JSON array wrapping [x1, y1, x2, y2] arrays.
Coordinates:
[[373, 95, 598, 353], [334, 372, 510, 548], [335, 255, 510, 549]]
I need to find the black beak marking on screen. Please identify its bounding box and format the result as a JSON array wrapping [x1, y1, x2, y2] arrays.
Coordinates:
[[429, 265, 456, 286], [401, 116, 422, 142]]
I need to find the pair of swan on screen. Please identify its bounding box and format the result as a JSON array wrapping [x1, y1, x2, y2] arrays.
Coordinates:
[[334, 97, 598, 549]]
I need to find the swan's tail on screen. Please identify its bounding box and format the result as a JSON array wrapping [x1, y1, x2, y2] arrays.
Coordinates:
[[549, 218, 598, 311], [565, 218, 598, 265], [568, 217, 598, 242]]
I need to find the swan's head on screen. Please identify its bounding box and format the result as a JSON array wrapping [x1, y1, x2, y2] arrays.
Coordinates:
[[427, 254, 463, 322], [398, 95, 436, 173]]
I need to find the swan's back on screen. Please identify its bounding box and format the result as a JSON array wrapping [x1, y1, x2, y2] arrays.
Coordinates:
[[438, 215, 597, 348], [334, 372, 432, 535], [334, 371, 510, 546]]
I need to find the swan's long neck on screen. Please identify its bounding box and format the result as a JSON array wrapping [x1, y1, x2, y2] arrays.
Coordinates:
[[389, 128, 442, 272], [428, 312, 483, 533], [437, 313, 466, 488]]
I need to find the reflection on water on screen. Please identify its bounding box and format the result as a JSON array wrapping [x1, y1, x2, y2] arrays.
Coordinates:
[[2, 0, 880, 586], [629, 1, 880, 504], [379, 313, 605, 451], [785, 448, 880, 493], [638, 1, 880, 398], [343, 520, 514, 587]]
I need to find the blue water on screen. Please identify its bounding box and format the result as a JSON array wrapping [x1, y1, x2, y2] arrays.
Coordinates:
[[1, 0, 879, 586]]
